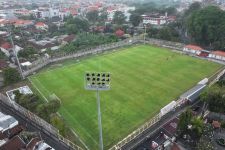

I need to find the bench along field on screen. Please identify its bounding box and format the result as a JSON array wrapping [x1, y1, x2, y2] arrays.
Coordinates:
[[29, 45, 222, 149]]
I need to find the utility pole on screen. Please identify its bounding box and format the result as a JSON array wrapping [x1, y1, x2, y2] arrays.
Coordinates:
[[144, 24, 147, 44], [7, 26, 24, 79]]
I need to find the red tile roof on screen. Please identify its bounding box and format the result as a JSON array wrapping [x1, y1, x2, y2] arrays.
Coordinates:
[[185, 44, 203, 51], [0, 42, 12, 50], [14, 20, 33, 26], [171, 143, 181, 150], [212, 120, 221, 128], [63, 34, 75, 42], [3, 125, 24, 139], [26, 137, 41, 150], [1, 135, 26, 150], [212, 50, 225, 57], [35, 22, 46, 27]]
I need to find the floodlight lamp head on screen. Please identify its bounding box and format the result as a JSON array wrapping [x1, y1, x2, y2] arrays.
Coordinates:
[[85, 72, 111, 91]]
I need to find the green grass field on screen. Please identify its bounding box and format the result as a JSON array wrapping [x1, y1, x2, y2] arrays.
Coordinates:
[[30, 45, 222, 149]]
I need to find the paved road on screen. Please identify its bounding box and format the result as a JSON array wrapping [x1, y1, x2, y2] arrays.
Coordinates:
[[122, 102, 199, 150], [0, 100, 71, 150]]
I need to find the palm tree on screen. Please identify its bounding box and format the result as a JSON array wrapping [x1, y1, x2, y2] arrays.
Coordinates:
[[190, 117, 204, 140]]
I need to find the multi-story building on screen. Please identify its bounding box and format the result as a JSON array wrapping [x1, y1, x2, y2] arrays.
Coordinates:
[[142, 13, 176, 26]]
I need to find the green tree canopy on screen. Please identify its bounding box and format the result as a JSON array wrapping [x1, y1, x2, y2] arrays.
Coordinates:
[[190, 117, 204, 139], [187, 6, 225, 50], [50, 114, 68, 136], [177, 108, 193, 135], [98, 10, 108, 23], [200, 85, 225, 113], [113, 11, 126, 25], [129, 13, 142, 26], [65, 16, 89, 34], [86, 10, 99, 24], [18, 47, 36, 58], [3, 68, 21, 86], [184, 2, 201, 18]]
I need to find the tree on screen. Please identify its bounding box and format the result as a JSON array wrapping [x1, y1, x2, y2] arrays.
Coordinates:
[[147, 26, 180, 42], [190, 117, 204, 139], [177, 109, 193, 135], [36, 103, 49, 120], [3, 68, 21, 86], [187, 6, 225, 50], [133, 2, 157, 15], [113, 11, 126, 25], [18, 47, 36, 58], [47, 99, 61, 114], [86, 10, 99, 23], [183, 2, 201, 18], [129, 13, 142, 26], [157, 26, 180, 42], [50, 114, 68, 136], [200, 85, 225, 113], [16, 94, 40, 110], [98, 10, 108, 23], [65, 16, 89, 34]]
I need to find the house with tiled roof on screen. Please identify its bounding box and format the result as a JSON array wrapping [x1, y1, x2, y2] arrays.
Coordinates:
[[1, 135, 26, 150], [183, 44, 204, 55], [35, 22, 48, 31], [209, 50, 225, 61], [14, 19, 33, 28], [0, 42, 12, 56]]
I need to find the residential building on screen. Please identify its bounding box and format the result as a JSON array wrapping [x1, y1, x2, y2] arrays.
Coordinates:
[[0, 112, 18, 132], [107, 5, 135, 22], [0, 42, 12, 57], [35, 22, 48, 31], [142, 13, 176, 26], [208, 50, 225, 61], [0, 111, 55, 150], [13, 19, 33, 28]]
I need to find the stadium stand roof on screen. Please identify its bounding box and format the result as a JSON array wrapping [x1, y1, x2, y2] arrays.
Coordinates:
[[180, 84, 206, 103]]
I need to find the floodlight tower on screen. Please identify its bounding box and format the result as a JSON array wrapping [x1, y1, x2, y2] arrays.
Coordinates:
[[7, 25, 24, 79], [85, 72, 111, 150]]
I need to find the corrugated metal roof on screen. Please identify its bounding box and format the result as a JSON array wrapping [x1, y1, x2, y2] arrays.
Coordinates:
[[180, 84, 206, 102]]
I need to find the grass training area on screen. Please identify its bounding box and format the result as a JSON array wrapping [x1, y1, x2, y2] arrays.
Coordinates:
[[30, 45, 222, 149]]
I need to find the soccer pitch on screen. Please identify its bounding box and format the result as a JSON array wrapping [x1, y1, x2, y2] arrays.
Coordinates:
[[30, 45, 222, 149]]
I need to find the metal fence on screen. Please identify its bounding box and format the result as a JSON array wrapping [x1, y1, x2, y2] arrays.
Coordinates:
[[23, 37, 186, 77], [109, 98, 187, 150], [144, 38, 185, 51], [23, 37, 141, 77], [109, 67, 225, 150], [18, 37, 225, 150], [0, 93, 83, 150]]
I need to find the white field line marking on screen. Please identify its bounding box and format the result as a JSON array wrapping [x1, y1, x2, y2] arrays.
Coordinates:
[[29, 46, 131, 78], [30, 78, 94, 149], [28, 77, 48, 102], [52, 93, 94, 150], [71, 129, 90, 150], [34, 77, 52, 97], [52, 93, 62, 104], [60, 106, 99, 146]]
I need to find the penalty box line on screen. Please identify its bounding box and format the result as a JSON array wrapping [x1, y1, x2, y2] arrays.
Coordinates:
[[28, 77, 48, 102]]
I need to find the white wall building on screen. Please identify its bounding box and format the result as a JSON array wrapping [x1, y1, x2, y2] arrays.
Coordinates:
[[209, 51, 225, 61], [183, 44, 203, 55], [107, 5, 135, 22]]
